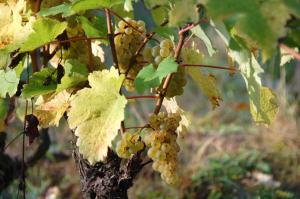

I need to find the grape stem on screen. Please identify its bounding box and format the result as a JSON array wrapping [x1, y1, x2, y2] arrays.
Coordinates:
[[126, 95, 160, 100], [124, 125, 151, 130], [153, 27, 188, 114], [180, 63, 238, 72]]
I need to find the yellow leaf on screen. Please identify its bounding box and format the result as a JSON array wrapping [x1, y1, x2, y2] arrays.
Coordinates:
[[162, 97, 190, 138], [67, 67, 127, 165], [250, 87, 279, 125], [35, 90, 72, 127]]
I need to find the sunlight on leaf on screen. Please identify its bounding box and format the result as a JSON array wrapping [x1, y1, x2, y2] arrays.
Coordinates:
[[67, 67, 127, 165]]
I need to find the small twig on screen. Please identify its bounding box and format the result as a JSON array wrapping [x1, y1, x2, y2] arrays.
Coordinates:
[[180, 63, 238, 72], [279, 43, 300, 61], [126, 95, 159, 100], [4, 132, 23, 151], [50, 36, 108, 45], [140, 159, 153, 168], [124, 125, 151, 130]]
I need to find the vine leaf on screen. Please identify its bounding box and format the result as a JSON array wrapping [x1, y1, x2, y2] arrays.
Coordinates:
[[78, 16, 107, 38], [0, 98, 8, 131], [24, 114, 39, 145], [135, 57, 178, 93], [181, 47, 222, 108], [20, 18, 67, 52], [0, 0, 34, 68], [191, 26, 216, 56], [67, 67, 127, 165], [250, 87, 279, 125], [38, 3, 73, 17], [207, 0, 296, 59], [71, 0, 124, 13], [0, 69, 20, 98], [35, 90, 72, 127], [168, 0, 198, 27], [56, 59, 88, 92], [213, 22, 279, 125], [21, 68, 57, 99], [163, 97, 190, 138]]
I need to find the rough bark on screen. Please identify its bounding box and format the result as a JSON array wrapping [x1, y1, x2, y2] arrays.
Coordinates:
[[73, 147, 143, 199]]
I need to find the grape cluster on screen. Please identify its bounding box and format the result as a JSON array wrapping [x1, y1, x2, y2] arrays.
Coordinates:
[[148, 39, 175, 65], [143, 39, 187, 97], [63, 24, 103, 69], [114, 18, 146, 91], [144, 112, 182, 185], [116, 132, 144, 159]]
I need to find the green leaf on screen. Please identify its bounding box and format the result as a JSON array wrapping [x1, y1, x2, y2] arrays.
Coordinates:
[[0, 69, 19, 98], [68, 67, 127, 164], [38, 3, 73, 17], [0, 98, 8, 120], [20, 18, 67, 52], [284, 0, 300, 17], [71, 0, 124, 13], [191, 25, 216, 56], [168, 0, 198, 27], [206, 0, 275, 57], [250, 87, 279, 125], [22, 68, 57, 99], [135, 57, 178, 93], [78, 16, 107, 38], [56, 59, 88, 92]]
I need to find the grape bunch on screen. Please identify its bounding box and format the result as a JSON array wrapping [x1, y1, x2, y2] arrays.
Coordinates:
[[62, 23, 104, 69], [116, 132, 145, 159], [145, 39, 175, 65], [143, 39, 187, 97], [144, 112, 182, 185], [114, 18, 146, 91]]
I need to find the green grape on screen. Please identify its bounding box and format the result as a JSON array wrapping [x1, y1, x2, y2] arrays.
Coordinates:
[[116, 131, 144, 159], [154, 55, 163, 64], [151, 46, 160, 57], [160, 47, 170, 58], [165, 67, 187, 97], [114, 18, 147, 91], [160, 39, 173, 49], [149, 114, 161, 130]]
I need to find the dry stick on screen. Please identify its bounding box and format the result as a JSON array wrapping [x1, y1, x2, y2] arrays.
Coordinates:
[[154, 32, 187, 114], [125, 125, 151, 130], [279, 43, 300, 61], [180, 63, 239, 72], [104, 9, 125, 134], [86, 38, 94, 72]]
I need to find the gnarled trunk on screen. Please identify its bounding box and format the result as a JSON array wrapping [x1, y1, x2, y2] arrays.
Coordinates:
[[73, 147, 143, 199]]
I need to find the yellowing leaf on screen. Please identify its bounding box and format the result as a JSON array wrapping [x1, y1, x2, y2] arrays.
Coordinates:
[[162, 97, 190, 138], [35, 90, 72, 127], [67, 67, 127, 165], [181, 46, 222, 108], [250, 87, 279, 125], [0, 0, 34, 68]]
